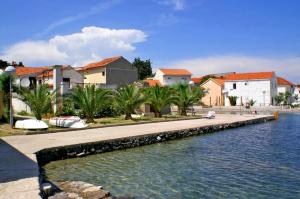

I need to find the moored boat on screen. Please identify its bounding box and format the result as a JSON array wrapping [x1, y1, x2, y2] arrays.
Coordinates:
[[49, 116, 88, 128], [15, 119, 49, 130]]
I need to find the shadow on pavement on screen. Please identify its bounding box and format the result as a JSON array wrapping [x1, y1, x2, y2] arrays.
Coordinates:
[[0, 139, 39, 183]]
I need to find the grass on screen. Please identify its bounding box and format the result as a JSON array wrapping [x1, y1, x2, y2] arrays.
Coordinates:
[[0, 123, 27, 137], [0, 114, 202, 137]]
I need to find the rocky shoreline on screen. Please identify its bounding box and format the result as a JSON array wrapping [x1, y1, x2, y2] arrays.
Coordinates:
[[47, 181, 142, 199]]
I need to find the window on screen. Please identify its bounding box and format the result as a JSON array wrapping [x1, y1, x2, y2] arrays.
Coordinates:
[[102, 71, 105, 76], [168, 77, 171, 80], [181, 77, 186, 80], [63, 78, 71, 89], [233, 83, 237, 89], [245, 82, 248, 86]]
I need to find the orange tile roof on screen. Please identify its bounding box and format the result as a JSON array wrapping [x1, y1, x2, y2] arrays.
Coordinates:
[[224, 72, 275, 81], [79, 56, 122, 71], [144, 79, 161, 86], [15, 66, 49, 76], [37, 66, 71, 78], [200, 77, 225, 87], [159, 68, 192, 76], [213, 78, 225, 86], [191, 77, 203, 84], [277, 77, 294, 86]]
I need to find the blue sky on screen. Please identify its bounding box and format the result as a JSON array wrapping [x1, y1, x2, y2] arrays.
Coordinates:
[[1, 0, 300, 82]]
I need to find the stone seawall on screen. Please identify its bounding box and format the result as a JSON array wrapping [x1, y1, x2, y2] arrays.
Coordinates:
[[36, 116, 274, 166]]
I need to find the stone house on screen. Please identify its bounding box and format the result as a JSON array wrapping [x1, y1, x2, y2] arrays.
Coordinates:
[[79, 56, 138, 88]]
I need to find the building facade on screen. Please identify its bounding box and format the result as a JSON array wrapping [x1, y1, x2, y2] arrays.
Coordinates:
[[200, 78, 224, 106], [224, 72, 277, 106], [154, 69, 192, 86], [79, 56, 138, 88]]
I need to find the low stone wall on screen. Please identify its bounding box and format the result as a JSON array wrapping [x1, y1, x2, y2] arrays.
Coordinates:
[[36, 116, 274, 166]]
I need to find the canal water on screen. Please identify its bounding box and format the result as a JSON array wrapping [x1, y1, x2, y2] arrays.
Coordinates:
[[44, 114, 300, 199]]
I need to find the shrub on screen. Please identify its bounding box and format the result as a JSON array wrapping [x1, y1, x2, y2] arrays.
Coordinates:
[[228, 96, 238, 106], [249, 99, 256, 106]]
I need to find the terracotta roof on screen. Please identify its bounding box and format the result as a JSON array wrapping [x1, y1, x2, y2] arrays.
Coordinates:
[[79, 56, 122, 71], [15, 66, 49, 76], [277, 77, 294, 86], [144, 79, 161, 86], [200, 78, 225, 87], [224, 72, 275, 81], [37, 66, 71, 78], [191, 77, 203, 84], [159, 69, 192, 76], [213, 78, 225, 86]]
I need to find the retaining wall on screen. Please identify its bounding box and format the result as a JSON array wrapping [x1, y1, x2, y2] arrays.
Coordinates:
[[36, 116, 274, 166]]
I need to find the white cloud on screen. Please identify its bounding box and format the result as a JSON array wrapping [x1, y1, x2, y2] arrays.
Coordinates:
[[166, 55, 300, 83], [157, 0, 185, 10], [1, 26, 147, 66]]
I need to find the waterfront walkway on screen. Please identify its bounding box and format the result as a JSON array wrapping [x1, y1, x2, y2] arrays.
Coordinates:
[[0, 114, 272, 199]]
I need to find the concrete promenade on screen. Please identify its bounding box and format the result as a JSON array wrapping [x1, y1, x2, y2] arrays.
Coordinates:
[[0, 114, 273, 199]]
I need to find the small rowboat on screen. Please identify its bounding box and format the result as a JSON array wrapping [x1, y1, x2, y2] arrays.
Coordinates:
[[49, 116, 88, 128], [15, 119, 49, 130]]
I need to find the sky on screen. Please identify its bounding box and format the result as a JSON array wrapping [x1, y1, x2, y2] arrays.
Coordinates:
[[0, 0, 300, 83]]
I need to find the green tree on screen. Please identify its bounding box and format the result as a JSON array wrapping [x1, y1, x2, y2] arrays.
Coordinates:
[[114, 85, 145, 120], [72, 85, 112, 123], [228, 96, 238, 106], [144, 85, 176, 117], [18, 85, 54, 120], [132, 58, 152, 80], [173, 83, 206, 116], [283, 91, 292, 105], [0, 60, 8, 70], [275, 91, 292, 105], [0, 73, 19, 122], [275, 93, 284, 105]]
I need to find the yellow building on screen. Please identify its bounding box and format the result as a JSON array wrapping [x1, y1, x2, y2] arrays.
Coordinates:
[[79, 56, 138, 88], [200, 78, 225, 106]]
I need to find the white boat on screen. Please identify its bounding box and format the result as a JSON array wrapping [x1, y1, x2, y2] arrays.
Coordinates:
[[15, 119, 49, 130], [49, 116, 88, 128], [204, 111, 216, 119]]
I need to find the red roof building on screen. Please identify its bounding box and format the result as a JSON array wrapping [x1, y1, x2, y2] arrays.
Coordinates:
[[277, 77, 294, 86], [78, 56, 122, 72]]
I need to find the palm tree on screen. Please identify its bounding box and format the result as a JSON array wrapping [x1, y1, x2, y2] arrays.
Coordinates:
[[144, 85, 176, 117], [72, 85, 112, 123], [173, 83, 206, 116], [114, 85, 145, 120], [18, 85, 54, 120]]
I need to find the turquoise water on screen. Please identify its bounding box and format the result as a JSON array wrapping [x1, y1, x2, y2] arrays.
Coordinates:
[[44, 114, 300, 199]]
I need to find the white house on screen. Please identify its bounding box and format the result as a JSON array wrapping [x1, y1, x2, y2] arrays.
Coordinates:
[[294, 86, 300, 105], [277, 77, 295, 94], [153, 69, 192, 86], [13, 65, 83, 113], [36, 65, 83, 94], [223, 72, 277, 107]]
